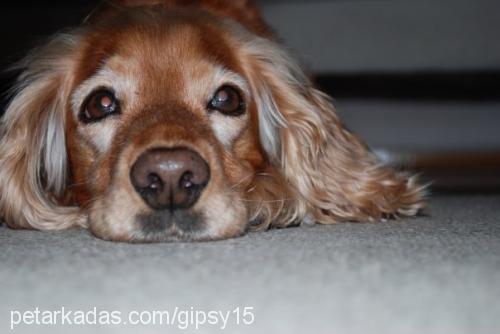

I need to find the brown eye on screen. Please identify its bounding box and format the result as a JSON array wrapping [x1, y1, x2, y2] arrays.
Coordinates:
[[208, 85, 245, 115], [79, 89, 120, 123]]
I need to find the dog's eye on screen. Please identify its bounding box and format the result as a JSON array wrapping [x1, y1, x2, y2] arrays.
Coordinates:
[[208, 85, 245, 115], [79, 89, 120, 123]]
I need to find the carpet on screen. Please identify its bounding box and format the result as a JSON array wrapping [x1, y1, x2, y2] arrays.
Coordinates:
[[1, 194, 499, 333]]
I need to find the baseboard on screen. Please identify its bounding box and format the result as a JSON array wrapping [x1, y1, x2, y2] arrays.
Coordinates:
[[315, 71, 500, 100]]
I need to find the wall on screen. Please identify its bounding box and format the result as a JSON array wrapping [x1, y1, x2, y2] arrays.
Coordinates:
[[261, 0, 500, 73]]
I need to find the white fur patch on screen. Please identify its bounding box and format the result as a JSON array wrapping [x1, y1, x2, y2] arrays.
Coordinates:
[[71, 59, 138, 153], [207, 67, 251, 148]]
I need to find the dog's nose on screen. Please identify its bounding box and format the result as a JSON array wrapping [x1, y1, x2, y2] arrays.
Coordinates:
[[130, 148, 210, 210]]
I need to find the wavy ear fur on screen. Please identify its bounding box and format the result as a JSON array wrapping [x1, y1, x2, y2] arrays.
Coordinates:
[[241, 35, 426, 226], [0, 33, 86, 229]]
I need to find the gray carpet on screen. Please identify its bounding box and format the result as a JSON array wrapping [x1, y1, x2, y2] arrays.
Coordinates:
[[1, 194, 499, 334]]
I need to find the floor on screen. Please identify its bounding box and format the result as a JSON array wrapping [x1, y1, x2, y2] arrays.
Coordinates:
[[1, 194, 499, 334]]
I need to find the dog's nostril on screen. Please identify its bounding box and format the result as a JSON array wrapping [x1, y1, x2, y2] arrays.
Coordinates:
[[179, 171, 194, 189], [147, 173, 163, 191], [130, 147, 210, 211]]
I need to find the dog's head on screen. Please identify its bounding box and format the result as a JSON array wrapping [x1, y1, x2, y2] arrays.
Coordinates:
[[0, 0, 425, 242]]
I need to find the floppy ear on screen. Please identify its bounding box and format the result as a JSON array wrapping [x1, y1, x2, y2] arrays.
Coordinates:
[[0, 33, 86, 229], [242, 37, 426, 225]]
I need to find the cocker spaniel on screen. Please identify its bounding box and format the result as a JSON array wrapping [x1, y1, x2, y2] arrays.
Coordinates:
[[0, 0, 426, 242]]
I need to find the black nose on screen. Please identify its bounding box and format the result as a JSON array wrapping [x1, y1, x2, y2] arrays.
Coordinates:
[[130, 147, 210, 210]]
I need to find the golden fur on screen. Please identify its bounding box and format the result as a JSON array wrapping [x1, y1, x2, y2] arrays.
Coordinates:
[[0, 0, 426, 242]]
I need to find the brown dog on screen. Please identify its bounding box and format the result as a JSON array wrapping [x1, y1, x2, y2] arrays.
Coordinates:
[[0, 1, 426, 242]]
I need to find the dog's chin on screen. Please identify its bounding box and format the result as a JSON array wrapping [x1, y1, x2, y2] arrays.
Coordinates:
[[88, 208, 248, 243], [132, 210, 211, 243]]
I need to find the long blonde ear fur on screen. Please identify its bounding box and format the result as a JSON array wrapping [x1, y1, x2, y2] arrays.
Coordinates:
[[0, 33, 86, 229]]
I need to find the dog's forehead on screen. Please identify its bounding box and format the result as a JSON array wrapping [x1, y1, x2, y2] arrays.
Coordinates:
[[115, 22, 219, 64], [80, 19, 242, 100]]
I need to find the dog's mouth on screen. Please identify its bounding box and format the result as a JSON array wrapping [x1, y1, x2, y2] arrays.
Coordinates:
[[134, 209, 207, 242]]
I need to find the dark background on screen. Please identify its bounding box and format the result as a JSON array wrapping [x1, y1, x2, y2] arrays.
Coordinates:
[[1, 0, 499, 190]]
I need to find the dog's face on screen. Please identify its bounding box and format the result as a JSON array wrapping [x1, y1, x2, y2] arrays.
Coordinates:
[[0, 1, 425, 242], [69, 15, 265, 241]]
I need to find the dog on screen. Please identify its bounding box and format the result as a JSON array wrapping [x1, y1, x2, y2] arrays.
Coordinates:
[[0, 0, 426, 242]]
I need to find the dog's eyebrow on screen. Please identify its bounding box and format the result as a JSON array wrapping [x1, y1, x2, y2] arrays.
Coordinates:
[[71, 64, 137, 117], [212, 66, 250, 99]]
